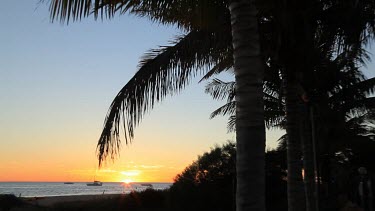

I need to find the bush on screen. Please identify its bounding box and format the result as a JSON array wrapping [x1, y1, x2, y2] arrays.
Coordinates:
[[0, 194, 26, 211], [52, 190, 168, 211], [169, 142, 287, 211]]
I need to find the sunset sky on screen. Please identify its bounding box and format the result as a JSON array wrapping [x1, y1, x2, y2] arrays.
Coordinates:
[[1, 1, 374, 183]]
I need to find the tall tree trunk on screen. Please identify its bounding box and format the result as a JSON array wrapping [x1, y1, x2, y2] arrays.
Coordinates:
[[300, 104, 317, 211], [285, 77, 306, 211], [229, 1, 265, 211]]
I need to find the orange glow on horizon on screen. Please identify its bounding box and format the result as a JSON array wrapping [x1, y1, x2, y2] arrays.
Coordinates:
[[122, 179, 134, 184], [0, 159, 188, 182]]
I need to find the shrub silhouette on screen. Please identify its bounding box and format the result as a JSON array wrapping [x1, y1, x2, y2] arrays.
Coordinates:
[[169, 142, 287, 211], [0, 194, 27, 211]]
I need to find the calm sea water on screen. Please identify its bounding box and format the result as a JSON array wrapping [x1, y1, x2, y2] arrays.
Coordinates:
[[0, 182, 172, 197]]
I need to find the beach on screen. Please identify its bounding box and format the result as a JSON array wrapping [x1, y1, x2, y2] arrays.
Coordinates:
[[2, 189, 168, 211], [0, 182, 172, 210], [24, 194, 123, 207]]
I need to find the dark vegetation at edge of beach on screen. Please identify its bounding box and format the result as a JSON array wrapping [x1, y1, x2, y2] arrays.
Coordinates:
[[1, 140, 374, 211]]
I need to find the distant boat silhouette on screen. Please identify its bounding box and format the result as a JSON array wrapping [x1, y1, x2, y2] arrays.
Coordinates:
[[141, 183, 153, 188], [86, 181, 102, 186], [64, 182, 74, 184]]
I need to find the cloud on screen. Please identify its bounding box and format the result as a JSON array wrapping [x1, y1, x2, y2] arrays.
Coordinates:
[[139, 165, 164, 169], [121, 170, 141, 176]]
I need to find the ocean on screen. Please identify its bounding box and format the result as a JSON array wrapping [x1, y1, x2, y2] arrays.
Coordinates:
[[0, 182, 172, 197]]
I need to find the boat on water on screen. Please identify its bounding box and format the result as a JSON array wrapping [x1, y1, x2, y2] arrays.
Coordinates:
[[86, 181, 102, 186], [141, 183, 153, 188], [64, 182, 74, 184]]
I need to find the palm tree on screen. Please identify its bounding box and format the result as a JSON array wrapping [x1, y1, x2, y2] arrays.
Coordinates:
[[206, 42, 375, 211], [47, 0, 266, 210], [275, 1, 375, 210]]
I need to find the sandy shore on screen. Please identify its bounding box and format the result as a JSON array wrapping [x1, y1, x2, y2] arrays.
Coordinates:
[[23, 194, 124, 207]]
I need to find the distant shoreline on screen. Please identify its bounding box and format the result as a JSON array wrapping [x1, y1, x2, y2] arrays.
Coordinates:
[[0, 181, 172, 183]]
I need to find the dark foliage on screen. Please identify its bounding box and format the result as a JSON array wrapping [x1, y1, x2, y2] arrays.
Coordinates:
[[0, 194, 25, 211], [0, 194, 46, 211], [265, 149, 287, 211], [169, 142, 287, 211], [169, 142, 236, 211], [52, 189, 167, 211]]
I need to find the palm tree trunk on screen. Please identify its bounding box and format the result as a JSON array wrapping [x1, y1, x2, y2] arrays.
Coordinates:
[[285, 76, 306, 211], [229, 1, 265, 211], [300, 104, 317, 211]]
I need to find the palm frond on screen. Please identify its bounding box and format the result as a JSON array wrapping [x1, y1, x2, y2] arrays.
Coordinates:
[[48, 0, 124, 23], [209, 102, 236, 119], [346, 111, 375, 137], [329, 78, 375, 112], [126, 0, 230, 30], [264, 110, 285, 129], [227, 115, 236, 133], [199, 54, 233, 82], [47, 0, 183, 24], [47, 0, 231, 30], [97, 29, 231, 165], [205, 79, 235, 102], [343, 97, 375, 116], [276, 134, 287, 151], [350, 77, 375, 95], [263, 76, 284, 129]]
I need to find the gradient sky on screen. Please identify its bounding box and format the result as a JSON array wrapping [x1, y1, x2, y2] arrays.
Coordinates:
[[1, 1, 374, 182]]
